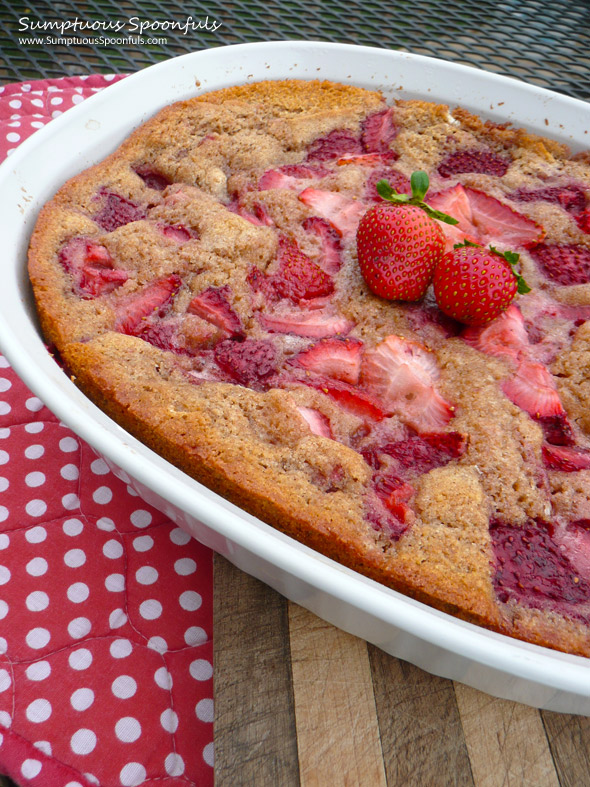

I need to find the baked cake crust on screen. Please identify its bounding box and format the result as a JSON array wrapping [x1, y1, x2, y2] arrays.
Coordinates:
[[28, 79, 590, 656]]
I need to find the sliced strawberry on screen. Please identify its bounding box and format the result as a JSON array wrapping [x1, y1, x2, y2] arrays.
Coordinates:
[[509, 184, 586, 214], [297, 406, 334, 439], [364, 493, 411, 539], [575, 209, 590, 234], [361, 335, 455, 430], [302, 217, 343, 274], [430, 184, 544, 251], [229, 199, 275, 226], [247, 266, 280, 306], [537, 412, 576, 447], [93, 191, 146, 232], [115, 274, 182, 334], [462, 304, 529, 361], [530, 244, 590, 286], [258, 163, 329, 191], [133, 317, 211, 356], [365, 168, 411, 202], [373, 472, 415, 524], [337, 153, 397, 167], [133, 165, 171, 191], [306, 128, 363, 161], [438, 149, 510, 178], [293, 337, 364, 384], [542, 444, 590, 472], [361, 109, 397, 154], [501, 358, 564, 418], [188, 285, 243, 337], [159, 223, 198, 243], [375, 431, 467, 475], [214, 338, 278, 388], [58, 237, 129, 299], [299, 188, 366, 240], [274, 236, 334, 302], [260, 308, 353, 338], [300, 375, 386, 421]]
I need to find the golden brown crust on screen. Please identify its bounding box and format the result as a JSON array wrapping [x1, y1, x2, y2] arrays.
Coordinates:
[[28, 78, 590, 657]]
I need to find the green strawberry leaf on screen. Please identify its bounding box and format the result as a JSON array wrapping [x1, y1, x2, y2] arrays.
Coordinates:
[[453, 239, 481, 249], [488, 245, 531, 294], [376, 172, 459, 225]]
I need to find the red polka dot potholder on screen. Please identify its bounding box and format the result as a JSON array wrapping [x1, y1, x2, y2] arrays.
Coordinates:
[[0, 76, 213, 787]]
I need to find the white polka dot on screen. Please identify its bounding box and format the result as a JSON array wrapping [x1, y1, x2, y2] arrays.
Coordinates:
[[0, 403, 11, 416], [34, 740, 51, 755], [26, 698, 52, 723], [0, 479, 8, 493], [64, 782, 84, 787], [130, 509, 151, 528], [61, 464, 79, 481], [184, 626, 208, 647], [135, 566, 158, 585], [170, 527, 190, 545], [179, 590, 202, 611], [26, 661, 51, 681], [196, 698, 214, 722], [147, 636, 168, 653], [115, 716, 141, 742], [0, 566, 9, 586], [103, 539, 123, 559], [6, 132, 20, 144], [0, 601, 8, 620], [93, 486, 113, 504], [26, 591, 49, 612], [0, 534, 7, 549], [97, 516, 115, 531], [0, 427, 8, 438], [90, 458, 109, 475], [60, 437, 78, 453], [174, 557, 197, 576], [0, 379, 10, 393], [105, 74, 116, 80], [0, 711, 11, 727], [71, 728, 96, 754], [190, 659, 213, 681], [26, 499, 47, 517], [69, 648, 92, 670], [203, 741, 214, 767], [68, 617, 91, 639], [139, 599, 162, 620], [111, 675, 137, 700], [8, 99, 21, 108], [0, 357, 7, 368], [0, 669, 11, 692], [154, 667, 172, 690], [133, 535, 153, 552], [62, 493, 80, 510], [30, 98, 43, 107], [26, 628, 50, 649], [25, 470, 46, 489], [83, 776, 99, 786], [31, 121, 45, 129], [25, 422, 43, 433], [25, 444, 44, 459], [0, 451, 8, 465], [120, 763, 146, 786], [50, 96, 63, 106], [72, 94, 85, 105], [71, 688, 94, 711], [67, 582, 89, 603], [109, 609, 127, 629], [105, 573, 125, 592], [52, 110, 63, 118], [21, 759, 41, 779], [25, 397, 43, 412], [63, 518, 84, 536], [126, 485, 139, 497], [25, 524, 46, 542], [21, 83, 31, 91], [160, 708, 178, 733], [64, 548, 86, 567], [26, 557, 48, 576], [165, 752, 185, 776], [109, 639, 132, 659], [0, 509, 7, 524]]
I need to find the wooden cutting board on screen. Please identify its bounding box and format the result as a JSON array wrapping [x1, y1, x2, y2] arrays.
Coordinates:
[[214, 555, 590, 786]]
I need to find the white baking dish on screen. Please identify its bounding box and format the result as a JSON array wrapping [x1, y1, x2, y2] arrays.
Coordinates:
[[2, 41, 590, 713]]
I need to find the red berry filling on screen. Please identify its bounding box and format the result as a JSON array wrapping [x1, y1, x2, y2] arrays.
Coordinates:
[[530, 244, 590, 286], [188, 285, 244, 338], [490, 519, 590, 610], [93, 191, 146, 232], [509, 184, 586, 214], [133, 165, 171, 191], [361, 109, 397, 154], [213, 338, 279, 388], [273, 236, 334, 302], [542, 444, 590, 472], [58, 237, 128, 298], [437, 149, 510, 178], [115, 274, 181, 334], [306, 128, 363, 161]]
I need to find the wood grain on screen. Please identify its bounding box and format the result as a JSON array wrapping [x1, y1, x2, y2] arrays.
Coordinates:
[[288, 603, 386, 787], [368, 644, 473, 786], [454, 683, 559, 787], [542, 711, 590, 787], [214, 555, 299, 786]]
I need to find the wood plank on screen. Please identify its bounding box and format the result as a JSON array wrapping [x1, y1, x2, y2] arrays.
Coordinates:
[[214, 555, 299, 786], [367, 645, 474, 787], [542, 710, 590, 787], [288, 603, 386, 787], [454, 683, 559, 787]]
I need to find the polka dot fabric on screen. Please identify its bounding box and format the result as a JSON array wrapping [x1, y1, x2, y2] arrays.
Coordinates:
[[0, 77, 213, 787]]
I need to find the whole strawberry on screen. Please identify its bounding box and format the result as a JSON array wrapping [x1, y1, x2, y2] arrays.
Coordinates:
[[433, 242, 530, 326], [356, 171, 457, 301]]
